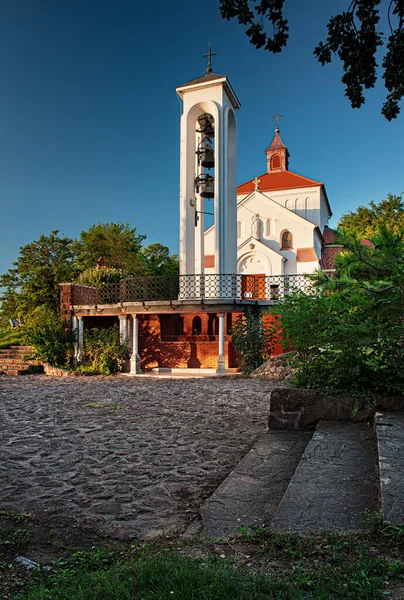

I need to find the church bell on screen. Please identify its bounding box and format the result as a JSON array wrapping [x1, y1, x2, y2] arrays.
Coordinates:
[[197, 136, 215, 169], [196, 113, 214, 138], [195, 174, 214, 198]]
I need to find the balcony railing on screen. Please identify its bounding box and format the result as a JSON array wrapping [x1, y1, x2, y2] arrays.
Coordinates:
[[71, 274, 312, 306]]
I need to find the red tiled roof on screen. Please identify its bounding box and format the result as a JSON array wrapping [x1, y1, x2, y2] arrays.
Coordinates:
[[237, 171, 323, 195], [296, 248, 318, 262]]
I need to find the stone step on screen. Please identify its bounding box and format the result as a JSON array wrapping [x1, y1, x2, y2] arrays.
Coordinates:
[[376, 412, 404, 525], [0, 368, 31, 375], [0, 361, 38, 371], [0, 365, 31, 372], [0, 358, 34, 364], [200, 430, 312, 538], [0, 346, 31, 353], [272, 421, 378, 534], [10, 345, 31, 350], [0, 361, 32, 366]]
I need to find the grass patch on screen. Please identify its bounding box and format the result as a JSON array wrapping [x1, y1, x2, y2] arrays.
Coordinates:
[[84, 400, 120, 413], [15, 530, 404, 600], [73, 365, 103, 375]]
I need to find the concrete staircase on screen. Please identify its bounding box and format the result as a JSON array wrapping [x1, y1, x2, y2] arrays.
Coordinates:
[[0, 346, 37, 375], [200, 414, 404, 537]]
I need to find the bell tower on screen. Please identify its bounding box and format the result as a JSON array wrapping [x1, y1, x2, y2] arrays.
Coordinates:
[[176, 48, 241, 283]]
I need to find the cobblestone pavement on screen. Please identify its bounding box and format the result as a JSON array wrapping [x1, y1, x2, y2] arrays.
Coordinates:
[[0, 375, 274, 541]]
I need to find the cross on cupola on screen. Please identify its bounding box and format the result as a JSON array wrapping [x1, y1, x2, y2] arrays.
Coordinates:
[[272, 109, 283, 131], [203, 42, 217, 74]]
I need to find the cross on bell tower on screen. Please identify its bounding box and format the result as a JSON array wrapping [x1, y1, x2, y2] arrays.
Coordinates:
[[203, 42, 217, 74]]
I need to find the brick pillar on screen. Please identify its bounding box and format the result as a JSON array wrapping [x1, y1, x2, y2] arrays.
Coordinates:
[[59, 283, 73, 321]]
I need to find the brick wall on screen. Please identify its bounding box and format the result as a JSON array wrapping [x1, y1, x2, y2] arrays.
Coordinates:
[[137, 311, 284, 370], [321, 245, 343, 271], [262, 313, 284, 356], [59, 283, 100, 320]]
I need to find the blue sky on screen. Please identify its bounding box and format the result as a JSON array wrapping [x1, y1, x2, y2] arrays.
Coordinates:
[[0, 0, 403, 276]]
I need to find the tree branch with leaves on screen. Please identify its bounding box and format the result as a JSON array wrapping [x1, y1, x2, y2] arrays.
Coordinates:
[[220, 0, 404, 119]]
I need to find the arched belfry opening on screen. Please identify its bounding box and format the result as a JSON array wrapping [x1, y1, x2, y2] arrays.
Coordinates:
[[194, 112, 215, 275], [195, 112, 215, 198], [176, 65, 241, 297]]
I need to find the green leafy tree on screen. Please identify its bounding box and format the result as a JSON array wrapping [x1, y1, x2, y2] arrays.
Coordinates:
[[0, 231, 77, 321], [338, 194, 404, 238], [219, 0, 404, 119], [74, 222, 148, 275], [142, 243, 179, 276], [275, 225, 404, 394]]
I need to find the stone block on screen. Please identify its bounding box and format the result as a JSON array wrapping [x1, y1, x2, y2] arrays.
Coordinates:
[[268, 388, 370, 430]]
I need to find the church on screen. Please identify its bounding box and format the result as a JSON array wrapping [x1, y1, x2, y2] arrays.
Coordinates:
[[204, 123, 333, 283], [60, 57, 338, 374]]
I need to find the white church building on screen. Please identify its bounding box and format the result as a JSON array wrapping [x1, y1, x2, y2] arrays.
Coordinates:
[[204, 125, 332, 279]]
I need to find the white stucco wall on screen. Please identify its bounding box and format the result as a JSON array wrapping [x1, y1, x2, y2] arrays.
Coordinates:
[[295, 261, 321, 275], [205, 189, 321, 276], [238, 186, 323, 225]]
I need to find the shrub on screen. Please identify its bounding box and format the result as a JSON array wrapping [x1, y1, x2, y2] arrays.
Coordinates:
[[76, 266, 123, 287], [83, 325, 129, 375], [0, 327, 25, 349], [274, 288, 404, 396], [23, 306, 75, 367], [231, 306, 278, 375]]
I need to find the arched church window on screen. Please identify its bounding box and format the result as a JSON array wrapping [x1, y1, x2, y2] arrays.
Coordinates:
[[266, 219, 271, 237], [281, 230, 293, 249], [271, 154, 281, 169], [237, 221, 242, 238], [192, 316, 202, 336]]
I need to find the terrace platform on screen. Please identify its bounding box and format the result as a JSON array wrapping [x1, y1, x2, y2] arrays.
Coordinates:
[[59, 274, 310, 375]]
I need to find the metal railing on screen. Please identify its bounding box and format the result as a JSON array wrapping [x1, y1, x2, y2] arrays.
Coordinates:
[[71, 274, 311, 306]]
